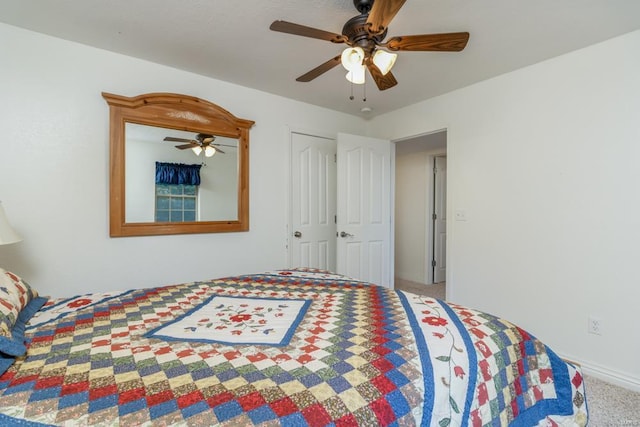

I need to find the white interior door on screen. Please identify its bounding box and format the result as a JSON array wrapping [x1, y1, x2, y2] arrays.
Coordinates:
[[433, 156, 447, 283], [336, 133, 392, 287], [289, 132, 337, 271]]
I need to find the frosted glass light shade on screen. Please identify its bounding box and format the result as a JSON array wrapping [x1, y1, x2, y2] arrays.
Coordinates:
[[372, 49, 397, 75], [204, 146, 217, 157], [191, 146, 203, 156], [0, 202, 22, 245], [346, 64, 366, 84], [341, 47, 365, 71]]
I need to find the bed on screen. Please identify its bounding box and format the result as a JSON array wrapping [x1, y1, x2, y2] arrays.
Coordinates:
[[0, 267, 588, 426]]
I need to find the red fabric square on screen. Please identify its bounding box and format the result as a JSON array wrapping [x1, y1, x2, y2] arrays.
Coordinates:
[[238, 391, 267, 411], [301, 403, 332, 427], [335, 413, 358, 427], [61, 381, 90, 396], [146, 389, 174, 406], [207, 391, 234, 407], [370, 397, 395, 426], [119, 388, 146, 405], [270, 397, 298, 416], [371, 357, 394, 373], [177, 390, 205, 409], [35, 376, 64, 390], [371, 375, 396, 394], [90, 384, 118, 401]]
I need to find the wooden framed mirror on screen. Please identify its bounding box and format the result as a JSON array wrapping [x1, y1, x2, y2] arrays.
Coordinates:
[[103, 92, 254, 237]]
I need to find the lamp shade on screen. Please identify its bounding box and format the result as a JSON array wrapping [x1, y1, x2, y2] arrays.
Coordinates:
[[372, 49, 397, 75], [191, 146, 203, 156], [0, 202, 22, 245], [204, 146, 217, 157], [341, 47, 365, 71], [345, 64, 366, 84]]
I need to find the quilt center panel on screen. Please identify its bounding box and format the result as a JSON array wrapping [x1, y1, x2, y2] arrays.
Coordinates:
[[145, 295, 312, 346]]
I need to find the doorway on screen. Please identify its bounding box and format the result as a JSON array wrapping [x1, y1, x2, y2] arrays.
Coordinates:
[[394, 130, 447, 285]]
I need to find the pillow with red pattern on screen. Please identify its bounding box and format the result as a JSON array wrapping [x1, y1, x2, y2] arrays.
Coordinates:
[[0, 268, 47, 374]]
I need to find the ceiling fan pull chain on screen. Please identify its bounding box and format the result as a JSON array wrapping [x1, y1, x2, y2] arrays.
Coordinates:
[[349, 78, 355, 100], [363, 80, 367, 102]]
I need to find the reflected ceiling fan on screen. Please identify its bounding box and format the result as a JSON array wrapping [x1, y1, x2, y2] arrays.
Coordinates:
[[163, 133, 233, 157], [270, 0, 469, 90]]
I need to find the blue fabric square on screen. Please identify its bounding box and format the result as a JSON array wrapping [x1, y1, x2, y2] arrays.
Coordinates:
[[181, 400, 210, 418], [385, 390, 410, 417], [385, 353, 406, 367], [59, 391, 89, 409], [386, 369, 409, 387], [88, 394, 118, 413], [280, 412, 308, 427], [248, 405, 277, 424], [191, 367, 215, 381], [149, 399, 179, 420], [272, 372, 295, 385], [118, 398, 147, 417], [327, 376, 351, 393], [332, 361, 354, 374], [28, 386, 61, 402], [213, 400, 243, 422], [218, 369, 239, 382], [299, 373, 323, 388]]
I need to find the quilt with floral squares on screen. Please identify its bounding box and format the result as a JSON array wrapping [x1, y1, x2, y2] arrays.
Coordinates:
[[0, 269, 587, 426]]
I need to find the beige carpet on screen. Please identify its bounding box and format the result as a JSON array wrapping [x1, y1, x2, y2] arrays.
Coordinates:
[[394, 277, 446, 300], [393, 278, 640, 426]]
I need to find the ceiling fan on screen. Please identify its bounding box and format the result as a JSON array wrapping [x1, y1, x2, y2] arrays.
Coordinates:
[[163, 133, 233, 157], [270, 0, 469, 90]]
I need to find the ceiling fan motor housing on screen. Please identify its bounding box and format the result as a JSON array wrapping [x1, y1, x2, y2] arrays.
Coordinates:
[[342, 14, 387, 55]]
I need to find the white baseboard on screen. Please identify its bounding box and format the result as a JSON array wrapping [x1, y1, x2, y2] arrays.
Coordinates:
[[559, 354, 640, 392]]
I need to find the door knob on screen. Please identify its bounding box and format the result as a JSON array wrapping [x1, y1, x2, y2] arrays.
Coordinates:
[[340, 231, 354, 238], [294, 231, 302, 238]]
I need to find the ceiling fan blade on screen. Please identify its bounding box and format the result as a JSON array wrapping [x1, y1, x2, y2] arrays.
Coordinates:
[[175, 143, 196, 150], [212, 146, 225, 154], [270, 20, 347, 43], [365, 58, 397, 91], [296, 56, 341, 82], [385, 32, 470, 52], [366, 0, 406, 35], [164, 136, 193, 143]]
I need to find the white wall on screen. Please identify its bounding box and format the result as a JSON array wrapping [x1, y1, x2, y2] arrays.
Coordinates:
[[394, 151, 429, 283], [0, 23, 366, 297], [369, 30, 640, 389]]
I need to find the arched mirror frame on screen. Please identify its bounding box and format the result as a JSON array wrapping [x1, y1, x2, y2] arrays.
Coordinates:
[[103, 92, 255, 237]]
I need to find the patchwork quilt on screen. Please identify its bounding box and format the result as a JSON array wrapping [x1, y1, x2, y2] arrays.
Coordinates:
[[0, 269, 588, 426]]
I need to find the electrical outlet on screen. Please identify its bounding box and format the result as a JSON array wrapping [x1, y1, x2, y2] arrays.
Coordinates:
[[588, 316, 602, 335], [455, 210, 467, 221]]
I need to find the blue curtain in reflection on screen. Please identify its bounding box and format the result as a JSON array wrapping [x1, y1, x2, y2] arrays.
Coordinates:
[[155, 162, 202, 185]]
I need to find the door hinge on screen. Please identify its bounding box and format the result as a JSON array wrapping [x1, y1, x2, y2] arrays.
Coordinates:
[[432, 213, 437, 220], [432, 260, 437, 267], [334, 215, 337, 224], [433, 167, 438, 174], [334, 153, 337, 163]]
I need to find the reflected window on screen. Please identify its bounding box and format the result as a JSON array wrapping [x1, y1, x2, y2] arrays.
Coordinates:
[[155, 184, 198, 222]]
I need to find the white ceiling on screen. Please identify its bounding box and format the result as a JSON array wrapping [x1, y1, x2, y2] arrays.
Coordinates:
[[2, 0, 640, 118]]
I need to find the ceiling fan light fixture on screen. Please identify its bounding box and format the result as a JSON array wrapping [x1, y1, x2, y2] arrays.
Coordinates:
[[204, 146, 217, 157], [191, 146, 203, 156], [372, 49, 397, 75], [345, 64, 366, 84], [341, 46, 365, 71]]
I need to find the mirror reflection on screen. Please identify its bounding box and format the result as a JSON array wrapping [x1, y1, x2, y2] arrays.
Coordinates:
[[125, 123, 239, 223], [103, 92, 254, 237]]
